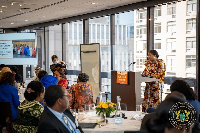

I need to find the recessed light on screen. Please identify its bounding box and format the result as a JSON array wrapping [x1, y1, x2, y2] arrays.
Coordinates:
[[2, 6, 8, 8], [0, 11, 2, 13], [11, 23, 14, 24], [25, 20, 28, 21], [91, 3, 97, 5], [19, 4, 22, 6]]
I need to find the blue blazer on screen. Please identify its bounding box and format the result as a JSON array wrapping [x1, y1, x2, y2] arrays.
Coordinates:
[[0, 83, 20, 120]]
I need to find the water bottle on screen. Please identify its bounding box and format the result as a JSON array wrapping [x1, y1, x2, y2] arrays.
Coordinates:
[[115, 96, 122, 125]]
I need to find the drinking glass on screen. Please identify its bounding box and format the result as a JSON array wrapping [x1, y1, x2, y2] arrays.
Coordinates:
[[136, 105, 141, 112], [84, 104, 91, 112], [78, 109, 84, 122]]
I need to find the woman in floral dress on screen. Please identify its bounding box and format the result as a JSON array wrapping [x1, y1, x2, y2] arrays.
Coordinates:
[[13, 81, 45, 133], [68, 73, 93, 110], [142, 50, 166, 112]]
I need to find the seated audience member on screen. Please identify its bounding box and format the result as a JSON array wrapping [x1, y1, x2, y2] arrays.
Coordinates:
[[37, 70, 48, 81], [0, 67, 12, 79], [170, 80, 200, 133], [141, 91, 186, 130], [68, 73, 93, 110], [33, 67, 41, 81], [0, 72, 20, 120], [145, 96, 195, 133], [12, 81, 45, 133], [38, 70, 58, 89], [10, 66, 22, 83], [37, 85, 83, 133], [53, 67, 68, 89]]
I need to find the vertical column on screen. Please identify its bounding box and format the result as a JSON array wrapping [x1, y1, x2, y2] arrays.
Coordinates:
[[147, 7, 154, 54], [83, 19, 89, 44], [62, 24, 64, 61], [110, 14, 115, 70], [196, 0, 200, 100]]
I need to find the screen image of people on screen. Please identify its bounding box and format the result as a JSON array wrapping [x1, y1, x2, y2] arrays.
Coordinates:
[[13, 40, 36, 58]]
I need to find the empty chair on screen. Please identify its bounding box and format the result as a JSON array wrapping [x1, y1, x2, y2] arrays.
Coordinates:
[[0, 101, 13, 133]]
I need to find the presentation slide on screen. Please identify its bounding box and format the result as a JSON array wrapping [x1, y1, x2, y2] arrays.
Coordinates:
[[0, 33, 37, 65]]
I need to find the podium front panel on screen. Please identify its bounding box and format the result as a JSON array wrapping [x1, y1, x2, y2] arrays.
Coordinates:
[[111, 71, 136, 111]]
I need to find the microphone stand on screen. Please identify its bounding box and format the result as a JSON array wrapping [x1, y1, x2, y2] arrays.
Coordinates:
[[125, 62, 136, 71]]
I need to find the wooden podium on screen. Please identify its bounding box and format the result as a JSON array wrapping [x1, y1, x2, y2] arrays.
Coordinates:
[[111, 71, 159, 111]]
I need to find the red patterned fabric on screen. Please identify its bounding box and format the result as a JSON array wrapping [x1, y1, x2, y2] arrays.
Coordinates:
[[142, 59, 166, 112], [57, 79, 68, 89], [67, 83, 93, 109]]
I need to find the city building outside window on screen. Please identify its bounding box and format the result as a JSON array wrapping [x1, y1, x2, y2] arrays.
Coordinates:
[[167, 22, 176, 36], [187, 0, 197, 16], [167, 4, 176, 18], [186, 37, 196, 52], [186, 19, 196, 34]]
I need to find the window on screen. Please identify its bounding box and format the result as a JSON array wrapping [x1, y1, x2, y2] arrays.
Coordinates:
[[154, 23, 161, 33], [136, 26, 146, 38], [186, 55, 196, 68], [167, 56, 176, 71], [167, 22, 176, 35], [186, 19, 196, 34], [128, 26, 134, 38], [63, 21, 82, 86], [167, 39, 176, 52], [186, 37, 196, 52], [89, 16, 111, 92], [136, 56, 146, 69], [136, 41, 146, 53], [167, 4, 176, 18], [154, 43, 161, 49], [136, 10, 147, 23], [154, 6, 161, 18], [187, 0, 197, 15]]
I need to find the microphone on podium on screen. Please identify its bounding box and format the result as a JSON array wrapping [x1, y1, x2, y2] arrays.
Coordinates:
[[125, 62, 136, 71]]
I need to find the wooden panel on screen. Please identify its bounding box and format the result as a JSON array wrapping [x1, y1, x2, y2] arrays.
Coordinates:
[[111, 71, 136, 111]]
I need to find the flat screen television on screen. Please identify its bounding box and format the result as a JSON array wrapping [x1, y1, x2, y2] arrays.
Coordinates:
[[0, 33, 37, 65]]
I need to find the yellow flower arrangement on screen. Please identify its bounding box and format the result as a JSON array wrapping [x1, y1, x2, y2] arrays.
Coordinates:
[[96, 102, 116, 117]]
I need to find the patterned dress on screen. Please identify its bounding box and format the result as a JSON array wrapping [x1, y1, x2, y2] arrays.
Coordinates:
[[142, 59, 166, 112], [68, 83, 93, 110], [12, 100, 44, 133]]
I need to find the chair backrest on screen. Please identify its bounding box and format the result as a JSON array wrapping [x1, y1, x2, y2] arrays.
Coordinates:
[[0, 102, 13, 129], [121, 103, 127, 111]]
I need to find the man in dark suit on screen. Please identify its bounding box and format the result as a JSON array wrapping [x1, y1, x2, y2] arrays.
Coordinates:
[[37, 85, 83, 133]]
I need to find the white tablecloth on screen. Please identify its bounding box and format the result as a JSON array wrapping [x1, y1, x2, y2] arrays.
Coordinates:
[[80, 111, 143, 133]]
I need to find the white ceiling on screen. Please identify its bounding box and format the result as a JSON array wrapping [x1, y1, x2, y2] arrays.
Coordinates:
[[0, 0, 147, 29]]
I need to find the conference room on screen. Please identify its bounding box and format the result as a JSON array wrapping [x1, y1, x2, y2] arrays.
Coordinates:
[[0, 0, 200, 133]]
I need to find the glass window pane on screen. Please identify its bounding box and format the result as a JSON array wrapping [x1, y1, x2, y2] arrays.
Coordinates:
[[63, 21, 82, 86], [89, 16, 111, 92]]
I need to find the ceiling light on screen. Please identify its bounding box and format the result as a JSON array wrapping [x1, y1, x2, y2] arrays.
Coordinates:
[[19, 3, 22, 6], [0, 11, 2, 13], [2, 6, 8, 8], [11, 23, 14, 24], [11, 2, 14, 5], [25, 20, 28, 21], [91, 3, 97, 5]]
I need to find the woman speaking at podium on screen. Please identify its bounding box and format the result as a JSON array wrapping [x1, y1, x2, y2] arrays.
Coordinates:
[[141, 50, 166, 112]]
